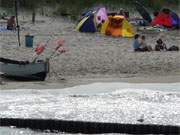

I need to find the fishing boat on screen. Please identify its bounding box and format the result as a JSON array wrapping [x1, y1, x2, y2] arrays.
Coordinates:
[[0, 57, 49, 81]]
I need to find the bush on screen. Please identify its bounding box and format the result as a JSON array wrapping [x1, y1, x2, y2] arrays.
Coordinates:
[[0, 0, 179, 20]]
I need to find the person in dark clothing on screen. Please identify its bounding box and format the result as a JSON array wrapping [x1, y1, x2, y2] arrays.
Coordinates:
[[7, 16, 16, 30], [140, 35, 153, 51], [155, 38, 167, 51], [153, 11, 159, 17]]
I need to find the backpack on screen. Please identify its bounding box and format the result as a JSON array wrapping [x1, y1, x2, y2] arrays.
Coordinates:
[[168, 46, 179, 51]]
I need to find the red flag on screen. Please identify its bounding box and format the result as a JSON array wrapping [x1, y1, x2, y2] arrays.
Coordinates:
[[54, 39, 65, 46], [54, 39, 65, 52], [35, 42, 47, 55], [58, 48, 66, 54]]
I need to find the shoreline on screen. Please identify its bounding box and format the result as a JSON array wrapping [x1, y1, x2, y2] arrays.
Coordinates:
[[1, 75, 180, 90]]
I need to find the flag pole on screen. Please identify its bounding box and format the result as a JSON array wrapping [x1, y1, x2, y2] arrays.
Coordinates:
[[15, 0, 21, 46]]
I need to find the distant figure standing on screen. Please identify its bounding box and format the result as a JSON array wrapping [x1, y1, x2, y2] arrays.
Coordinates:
[[118, 9, 129, 18], [153, 11, 159, 17], [140, 35, 152, 51], [119, 9, 124, 16], [132, 34, 143, 52], [155, 38, 167, 51], [7, 16, 16, 30]]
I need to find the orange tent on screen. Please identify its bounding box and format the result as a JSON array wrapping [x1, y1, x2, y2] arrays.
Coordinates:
[[101, 15, 134, 37]]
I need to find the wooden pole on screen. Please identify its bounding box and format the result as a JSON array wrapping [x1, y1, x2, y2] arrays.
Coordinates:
[[15, 0, 21, 47]]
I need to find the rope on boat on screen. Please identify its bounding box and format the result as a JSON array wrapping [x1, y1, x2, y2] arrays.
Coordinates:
[[0, 118, 180, 134]]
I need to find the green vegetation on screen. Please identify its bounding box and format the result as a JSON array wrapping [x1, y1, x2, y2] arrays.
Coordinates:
[[0, 0, 179, 20]]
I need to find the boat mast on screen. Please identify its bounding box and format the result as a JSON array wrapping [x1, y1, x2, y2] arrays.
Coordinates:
[[15, 0, 21, 46]]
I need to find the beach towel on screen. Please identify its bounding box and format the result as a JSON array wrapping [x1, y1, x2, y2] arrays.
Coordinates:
[[137, 26, 167, 32]]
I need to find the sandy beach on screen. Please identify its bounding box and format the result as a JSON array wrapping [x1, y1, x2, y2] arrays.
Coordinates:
[[0, 14, 180, 88], [0, 14, 180, 135]]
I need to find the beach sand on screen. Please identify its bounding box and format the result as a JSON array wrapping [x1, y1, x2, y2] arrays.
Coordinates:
[[0, 15, 180, 88]]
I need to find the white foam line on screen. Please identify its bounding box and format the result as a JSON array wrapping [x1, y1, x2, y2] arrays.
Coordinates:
[[1, 82, 180, 95]]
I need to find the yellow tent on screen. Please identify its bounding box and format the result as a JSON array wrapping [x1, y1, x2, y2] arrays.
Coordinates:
[[100, 15, 134, 38]]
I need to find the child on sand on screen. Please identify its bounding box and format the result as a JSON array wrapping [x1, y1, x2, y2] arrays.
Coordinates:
[[140, 35, 152, 51], [155, 38, 167, 51]]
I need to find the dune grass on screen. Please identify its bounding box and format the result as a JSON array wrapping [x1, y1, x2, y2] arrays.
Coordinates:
[[0, 0, 179, 20]]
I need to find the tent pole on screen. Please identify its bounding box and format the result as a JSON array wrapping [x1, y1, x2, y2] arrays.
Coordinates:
[[15, 0, 21, 47]]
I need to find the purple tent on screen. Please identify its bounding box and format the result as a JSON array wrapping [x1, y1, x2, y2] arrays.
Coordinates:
[[96, 7, 108, 24]]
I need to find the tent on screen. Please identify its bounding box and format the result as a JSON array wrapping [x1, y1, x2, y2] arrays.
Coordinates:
[[151, 9, 180, 28], [171, 12, 180, 29], [76, 14, 97, 32], [101, 15, 134, 38], [76, 7, 108, 33], [134, 1, 152, 23]]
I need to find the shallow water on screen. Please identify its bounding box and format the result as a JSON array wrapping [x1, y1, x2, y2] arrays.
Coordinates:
[[0, 82, 180, 134]]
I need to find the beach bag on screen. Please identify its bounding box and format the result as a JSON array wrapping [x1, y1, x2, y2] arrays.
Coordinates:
[[155, 44, 164, 51], [168, 46, 179, 51]]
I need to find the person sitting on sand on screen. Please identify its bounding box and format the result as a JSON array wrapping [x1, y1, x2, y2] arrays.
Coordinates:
[[140, 35, 152, 52], [155, 38, 167, 51], [132, 34, 143, 52], [7, 16, 16, 30]]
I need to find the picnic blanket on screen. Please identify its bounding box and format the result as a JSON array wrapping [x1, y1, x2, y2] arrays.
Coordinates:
[[129, 18, 149, 26], [137, 26, 168, 32]]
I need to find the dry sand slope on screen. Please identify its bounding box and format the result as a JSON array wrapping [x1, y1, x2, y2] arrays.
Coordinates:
[[0, 16, 180, 81]]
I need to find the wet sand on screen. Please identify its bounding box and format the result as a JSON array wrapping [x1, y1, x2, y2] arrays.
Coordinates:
[[0, 75, 180, 90]]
